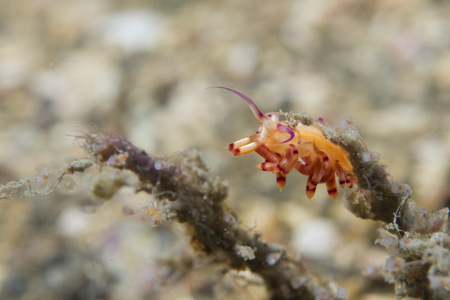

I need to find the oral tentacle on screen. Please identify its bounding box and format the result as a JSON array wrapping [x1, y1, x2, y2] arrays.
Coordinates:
[[229, 132, 264, 154], [228, 136, 251, 152], [233, 141, 260, 156]]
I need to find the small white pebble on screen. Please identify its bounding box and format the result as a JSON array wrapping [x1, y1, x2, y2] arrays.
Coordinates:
[[122, 205, 135, 216], [154, 159, 162, 170], [379, 236, 397, 252], [266, 252, 282, 266], [362, 151, 381, 163], [57, 208, 89, 237], [430, 232, 448, 245], [149, 218, 162, 227], [385, 258, 404, 270], [429, 275, 450, 289], [108, 153, 128, 167], [392, 183, 412, 194], [63, 156, 78, 167], [235, 244, 255, 261], [399, 238, 410, 248], [69, 159, 94, 172], [226, 42, 259, 76], [292, 219, 338, 259], [224, 213, 237, 224], [100, 10, 164, 54], [363, 265, 382, 277], [336, 287, 347, 300], [399, 238, 426, 250], [290, 276, 308, 289], [339, 116, 357, 128]]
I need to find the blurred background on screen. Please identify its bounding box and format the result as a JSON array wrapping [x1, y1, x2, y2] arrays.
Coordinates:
[[0, 0, 449, 299]]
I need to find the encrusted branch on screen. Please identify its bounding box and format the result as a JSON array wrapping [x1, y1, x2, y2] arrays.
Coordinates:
[[78, 130, 339, 300], [319, 121, 449, 299], [284, 111, 449, 299]]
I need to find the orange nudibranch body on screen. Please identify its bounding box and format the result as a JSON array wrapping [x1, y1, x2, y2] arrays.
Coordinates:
[[216, 86, 357, 200]]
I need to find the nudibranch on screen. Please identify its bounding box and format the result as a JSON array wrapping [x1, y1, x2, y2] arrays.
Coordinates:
[[216, 86, 357, 200]]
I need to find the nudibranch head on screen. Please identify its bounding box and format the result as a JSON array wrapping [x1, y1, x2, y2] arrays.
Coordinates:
[[216, 86, 357, 200], [214, 86, 295, 155]]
